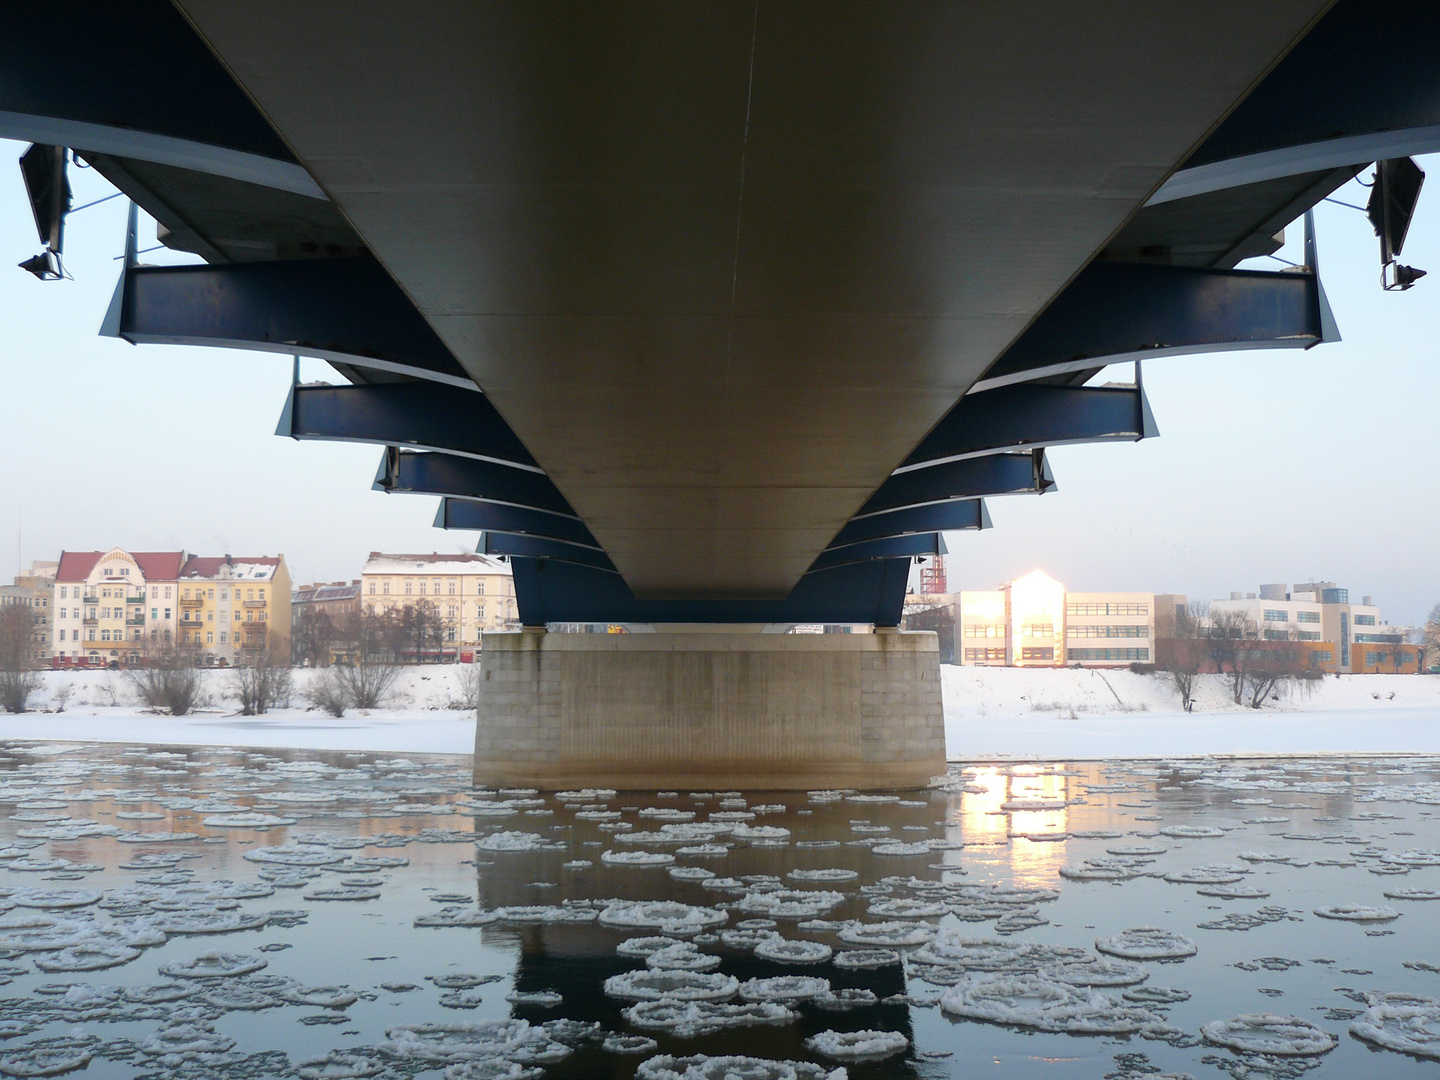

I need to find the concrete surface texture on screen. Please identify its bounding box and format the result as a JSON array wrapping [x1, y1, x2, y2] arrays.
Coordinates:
[[474, 629, 946, 790]]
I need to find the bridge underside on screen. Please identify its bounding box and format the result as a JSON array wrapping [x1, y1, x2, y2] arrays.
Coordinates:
[[8, 1, 1440, 786], [168, 0, 1330, 603]]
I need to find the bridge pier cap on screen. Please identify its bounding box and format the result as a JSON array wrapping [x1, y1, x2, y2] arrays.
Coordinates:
[[473, 628, 945, 792]]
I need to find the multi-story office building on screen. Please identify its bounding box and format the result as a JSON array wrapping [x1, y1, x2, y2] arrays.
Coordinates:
[[958, 569, 1179, 668], [361, 553, 517, 657], [1211, 582, 1397, 674], [52, 549, 186, 666], [0, 561, 57, 666], [177, 556, 292, 666]]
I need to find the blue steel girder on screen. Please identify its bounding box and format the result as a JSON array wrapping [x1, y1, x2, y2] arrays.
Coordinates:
[[277, 380, 537, 470], [101, 256, 475, 388], [478, 533, 617, 573], [900, 383, 1158, 470], [378, 450, 575, 517], [1152, 0, 1440, 204], [509, 557, 913, 628], [827, 500, 990, 550], [972, 260, 1334, 391], [434, 498, 601, 549], [0, 1, 319, 197], [858, 451, 1054, 518], [809, 533, 946, 573]]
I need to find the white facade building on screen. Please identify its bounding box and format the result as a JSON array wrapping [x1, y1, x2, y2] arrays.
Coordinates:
[[361, 552, 518, 655], [52, 549, 186, 666]]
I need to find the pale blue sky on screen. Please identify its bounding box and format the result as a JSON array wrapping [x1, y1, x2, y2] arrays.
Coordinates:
[[1, 142, 1436, 623]]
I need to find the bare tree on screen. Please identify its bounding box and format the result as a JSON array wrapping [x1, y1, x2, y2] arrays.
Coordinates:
[[306, 609, 402, 713], [305, 668, 349, 717], [293, 606, 337, 668], [1424, 601, 1440, 674], [0, 606, 41, 714], [1206, 609, 1254, 705], [1161, 600, 1208, 712], [231, 645, 293, 715], [126, 642, 203, 716], [1241, 641, 1309, 708]]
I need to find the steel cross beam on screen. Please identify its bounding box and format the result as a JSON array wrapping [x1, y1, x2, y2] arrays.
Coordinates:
[[827, 500, 990, 550], [858, 451, 1054, 518], [477, 533, 617, 573], [277, 380, 537, 469], [809, 533, 947, 572], [101, 256, 475, 388], [973, 260, 1334, 391], [433, 498, 601, 549], [376, 450, 575, 517], [901, 383, 1157, 470]]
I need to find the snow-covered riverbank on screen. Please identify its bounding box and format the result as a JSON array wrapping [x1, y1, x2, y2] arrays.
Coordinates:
[[3, 664, 1438, 761], [4, 667, 476, 755], [943, 664, 1440, 759]]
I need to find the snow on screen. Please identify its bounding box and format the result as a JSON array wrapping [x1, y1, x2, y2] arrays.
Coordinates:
[[5, 662, 1440, 761], [944, 664, 1440, 759], [8, 667, 478, 755]]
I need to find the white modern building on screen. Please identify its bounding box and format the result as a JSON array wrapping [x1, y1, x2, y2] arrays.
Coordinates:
[[958, 569, 1182, 668], [1211, 582, 1390, 674]]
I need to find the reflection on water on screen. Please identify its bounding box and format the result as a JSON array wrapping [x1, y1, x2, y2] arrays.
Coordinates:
[[0, 744, 1432, 1077]]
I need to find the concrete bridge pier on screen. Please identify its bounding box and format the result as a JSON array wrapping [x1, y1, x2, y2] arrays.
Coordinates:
[[472, 629, 946, 791]]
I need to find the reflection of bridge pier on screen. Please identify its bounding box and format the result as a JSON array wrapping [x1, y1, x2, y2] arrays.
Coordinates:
[[474, 629, 946, 791], [467, 797, 942, 1075], [501, 939, 921, 1080]]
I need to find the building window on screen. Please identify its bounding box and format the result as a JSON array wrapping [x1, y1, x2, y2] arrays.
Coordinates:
[[59, 587, 67, 599], [963, 624, 1002, 638], [1020, 647, 1054, 661], [207, 611, 213, 621], [220, 632, 227, 644], [478, 580, 486, 596], [419, 581, 426, 595], [1263, 609, 1288, 623], [1021, 624, 1054, 638], [1262, 629, 1291, 641], [1297, 611, 1319, 624], [404, 581, 412, 595], [1297, 631, 1321, 641], [164, 608, 171, 620], [448, 580, 457, 595], [258, 589, 265, 602], [1068, 625, 1147, 638], [1068, 647, 1150, 662], [382, 581, 390, 595], [1066, 602, 1148, 616], [206, 632, 213, 644], [964, 647, 1006, 663], [235, 611, 241, 621], [58, 630, 65, 642], [1354, 614, 1376, 626], [447, 626, 456, 642], [368, 582, 375, 595]]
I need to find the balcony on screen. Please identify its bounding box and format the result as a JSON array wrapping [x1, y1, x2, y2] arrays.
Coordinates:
[[243, 599, 267, 608], [179, 595, 204, 607], [126, 596, 144, 604], [178, 618, 204, 629], [82, 595, 97, 604], [126, 617, 145, 627], [82, 617, 98, 626]]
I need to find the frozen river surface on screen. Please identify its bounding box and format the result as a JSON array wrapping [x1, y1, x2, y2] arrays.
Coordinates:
[[0, 745, 1433, 1078]]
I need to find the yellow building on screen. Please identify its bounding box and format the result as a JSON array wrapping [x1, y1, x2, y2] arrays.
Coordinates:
[[361, 552, 517, 659], [178, 556, 292, 666]]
